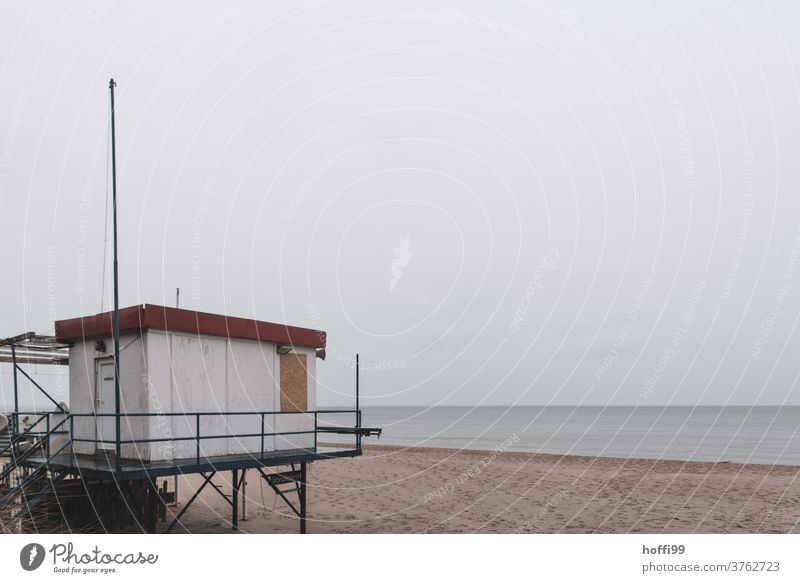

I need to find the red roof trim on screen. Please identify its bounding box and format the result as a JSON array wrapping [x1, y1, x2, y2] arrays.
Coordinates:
[[55, 304, 326, 349]]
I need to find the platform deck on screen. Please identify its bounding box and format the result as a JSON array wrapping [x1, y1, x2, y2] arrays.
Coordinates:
[[22, 446, 360, 481]]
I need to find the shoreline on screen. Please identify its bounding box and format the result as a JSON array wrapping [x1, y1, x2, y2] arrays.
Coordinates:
[[353, 443, 800, 469]]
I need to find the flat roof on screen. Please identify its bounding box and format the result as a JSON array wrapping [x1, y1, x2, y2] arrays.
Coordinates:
[[55, 304, 326, 349]]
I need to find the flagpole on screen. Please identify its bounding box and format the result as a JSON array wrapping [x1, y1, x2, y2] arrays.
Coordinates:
[[109, 78, 121, 472]]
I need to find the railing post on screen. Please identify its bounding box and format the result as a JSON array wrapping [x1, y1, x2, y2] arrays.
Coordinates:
[[46, 413, 51, 458], [70, 414, 75, 463], [10, 413, 16, 458], [196, 414, 200, 464], [11, 343, 18, 419], [11, 344, 18, 447], [260, 413, 265, 460], [314, 411, 318, 451], [356, 353, 361, 451], [355, 353, 359, 419]]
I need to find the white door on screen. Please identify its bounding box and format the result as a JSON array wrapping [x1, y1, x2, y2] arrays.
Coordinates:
[[95, 360, 117, 451]]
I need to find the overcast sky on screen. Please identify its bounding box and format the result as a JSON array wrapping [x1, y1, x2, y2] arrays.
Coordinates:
[[1, 0, 800, 408]]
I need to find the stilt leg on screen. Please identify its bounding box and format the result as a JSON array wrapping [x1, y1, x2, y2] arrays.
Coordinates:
[[166, 471, 215, 533], [232, 469, 239, 531], [146, 478, 157, 533], [241, 469, 247, 521], [299, 462, 307, 534]]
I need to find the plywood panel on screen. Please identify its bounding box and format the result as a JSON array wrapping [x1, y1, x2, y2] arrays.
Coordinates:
[[280, 353, 307, 412]]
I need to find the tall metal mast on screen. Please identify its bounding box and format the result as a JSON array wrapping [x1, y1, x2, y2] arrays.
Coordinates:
[[109, 78, 121, 471]]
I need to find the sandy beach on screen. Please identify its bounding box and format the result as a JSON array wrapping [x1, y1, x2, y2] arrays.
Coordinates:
[[170, 444, 800, 534]]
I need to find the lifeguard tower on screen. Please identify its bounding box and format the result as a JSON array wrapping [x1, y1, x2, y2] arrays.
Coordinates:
[[0, 305, 379, 532]]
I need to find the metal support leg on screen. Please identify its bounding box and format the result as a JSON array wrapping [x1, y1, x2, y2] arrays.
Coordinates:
[[299, 462, 307, 534], [207, 477, 233, 506], [241, 469, 247, 521], [166, 471, 216, 533], [146, 478, 158, 534], [232, 469, 239, 531]]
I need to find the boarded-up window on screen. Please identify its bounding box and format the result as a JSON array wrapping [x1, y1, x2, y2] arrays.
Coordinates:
[[280, 353, 308, 412]]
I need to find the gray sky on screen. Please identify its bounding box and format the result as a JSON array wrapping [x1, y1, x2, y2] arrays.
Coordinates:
[[1, 0, 800, 408]]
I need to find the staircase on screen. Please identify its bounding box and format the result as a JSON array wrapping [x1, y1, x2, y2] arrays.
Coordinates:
[[0, 429, 10, 453], [0, 414, 72, 522]]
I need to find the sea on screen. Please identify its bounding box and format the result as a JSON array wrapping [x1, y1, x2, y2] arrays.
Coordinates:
[[346, 406, 800, 466]]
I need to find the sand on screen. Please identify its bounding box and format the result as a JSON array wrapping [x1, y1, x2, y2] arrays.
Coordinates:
[[168, 444, 800, 533]]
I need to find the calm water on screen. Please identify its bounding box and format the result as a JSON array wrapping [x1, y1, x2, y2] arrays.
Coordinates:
[[346, 406, 800, 466]]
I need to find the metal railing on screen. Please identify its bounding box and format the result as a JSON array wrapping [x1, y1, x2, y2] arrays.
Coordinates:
[[2, 409, 363, 467], [0, 414, 71, 484], [0, 410, 69, 460]]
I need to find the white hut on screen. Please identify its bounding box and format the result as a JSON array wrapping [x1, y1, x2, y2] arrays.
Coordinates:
[[54, 304, 326, 463]]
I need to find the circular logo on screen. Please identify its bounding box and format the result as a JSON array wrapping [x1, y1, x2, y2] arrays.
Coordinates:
[[19, 543, 46, 571]]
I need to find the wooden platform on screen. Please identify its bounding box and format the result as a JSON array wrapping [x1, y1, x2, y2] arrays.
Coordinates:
[[23, 446, 361, 481]]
